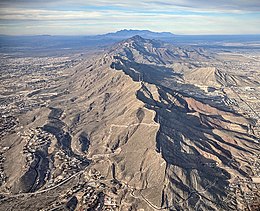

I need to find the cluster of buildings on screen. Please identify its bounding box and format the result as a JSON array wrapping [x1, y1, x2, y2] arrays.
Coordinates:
[[214, 53, 260, 137], [82, 169, 118, 210], [22, 128, 52, 163], [79, 187, 118, 210], [0, 56, 77, 75], [53, 168, 120, 210], [53, 151, 83, 176], [252, 160, 260, 178], [0, 152, 6, 186], [225, 154, 260, 210], [82, 186, 101, 209], [21, 127, 89, 191], [215, 52, 260, 77], [232, 87, 260, 137], [0, 55, 78, 121], [222, 97, 238, 107], [0, 115, 18, 138]]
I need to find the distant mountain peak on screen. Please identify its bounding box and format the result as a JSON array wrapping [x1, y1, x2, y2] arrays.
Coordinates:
[[126, 35, 146, 42], [112, 35, 159, 51], [117, 29, 154, 33], [100, 29, 174, 39]]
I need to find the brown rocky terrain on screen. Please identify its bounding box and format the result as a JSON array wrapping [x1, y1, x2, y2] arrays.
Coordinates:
[[0, 36, 259, 210], [184, 66, 259, 88]]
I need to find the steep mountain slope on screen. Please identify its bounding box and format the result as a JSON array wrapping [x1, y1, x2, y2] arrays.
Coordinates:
[[0, 36, 259, 211], [66, 37, 259, 210], [184, 67, 221, 87], [109, 35, 210, 65]]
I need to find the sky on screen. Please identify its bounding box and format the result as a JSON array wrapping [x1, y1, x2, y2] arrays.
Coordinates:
[[0, 0, 260, 35]]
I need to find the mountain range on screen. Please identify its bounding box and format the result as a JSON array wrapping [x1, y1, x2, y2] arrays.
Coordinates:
[[1, 30, 260, 57], [98, 29, 174, 39], [0, 35, 259, 210]]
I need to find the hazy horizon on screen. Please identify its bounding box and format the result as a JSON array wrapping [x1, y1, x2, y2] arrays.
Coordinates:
[[0, 0, 260, 36], [1, 29, 260, 37]]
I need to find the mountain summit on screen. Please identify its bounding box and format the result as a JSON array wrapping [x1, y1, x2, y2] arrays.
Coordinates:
[[109, 35, 209, 66]]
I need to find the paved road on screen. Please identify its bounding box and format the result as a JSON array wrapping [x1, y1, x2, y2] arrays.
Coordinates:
[[0, 170, 84, 201], [230, 87, 260, 119]]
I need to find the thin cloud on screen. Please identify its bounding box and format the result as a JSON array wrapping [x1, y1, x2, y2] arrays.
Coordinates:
[[0, 0, 259, 35], [1, 0, 260, 12]]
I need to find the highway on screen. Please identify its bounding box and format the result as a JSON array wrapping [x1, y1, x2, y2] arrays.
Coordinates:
[[230, 87, 260, 119]]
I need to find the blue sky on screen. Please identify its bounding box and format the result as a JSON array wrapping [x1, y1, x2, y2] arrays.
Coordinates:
[[0, 0, 260, 35]]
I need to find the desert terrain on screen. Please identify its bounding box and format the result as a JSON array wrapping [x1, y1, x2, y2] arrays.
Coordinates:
[[0, 34, 259, 210]]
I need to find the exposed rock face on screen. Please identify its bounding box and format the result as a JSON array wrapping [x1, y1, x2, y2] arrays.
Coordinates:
[[109, 35, 210, 65], [1, 36, 259, 210], [185, 67, 221, 87], [62, 36, 258, 210]]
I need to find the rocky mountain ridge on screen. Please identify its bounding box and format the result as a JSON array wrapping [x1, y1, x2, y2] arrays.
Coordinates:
[[0, 36, 259, 210]]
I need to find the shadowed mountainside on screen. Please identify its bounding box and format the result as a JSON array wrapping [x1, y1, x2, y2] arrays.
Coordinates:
[[0, 36, 259, 210], [61, 36, 259, 210]]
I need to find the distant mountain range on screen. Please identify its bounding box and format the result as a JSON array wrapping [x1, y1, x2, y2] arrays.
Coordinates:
[[1, 30, 260, 56], [97, 29, 175, 39], [0, 30, 175, 56]]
